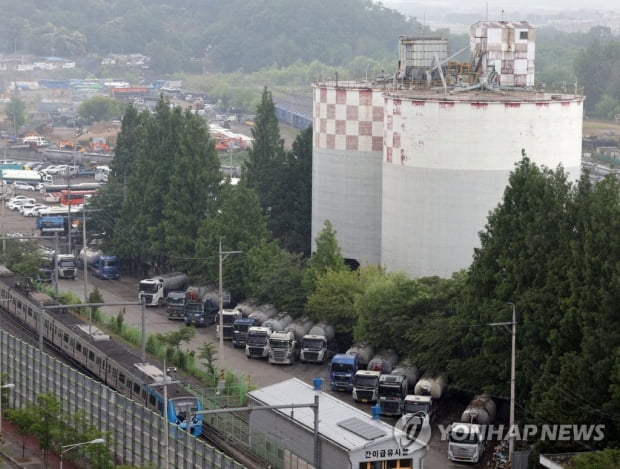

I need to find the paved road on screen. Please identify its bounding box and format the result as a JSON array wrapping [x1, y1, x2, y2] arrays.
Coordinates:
[[1, 189, 490, 469]]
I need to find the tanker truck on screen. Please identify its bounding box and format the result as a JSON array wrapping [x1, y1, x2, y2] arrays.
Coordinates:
[[265, 313, 298, 365], [232, 303, 277, 348], [263, 312, 294, 332], [138, 272, 188, 307], [346, 342, 375, 369], [330, 353, 361, 392], [448, 394, 497, 464], [299, 323, 336, 364], [352, 350, 399, 403], [287, 317, 314, 342], [403, 373, 448, 423], [183, 286, 222, 326], [378, 362, 419, 417], [268, 317, 314, 365], [367, 349, 399, 374], [79, 247, 120, 280]]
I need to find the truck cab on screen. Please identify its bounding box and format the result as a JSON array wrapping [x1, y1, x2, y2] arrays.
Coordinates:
[[352, 370, 382, 403], [245, 326, 272, 359], [91, 254, 120, 279], [232, 317, 257, 348], [268, 331, 298, 364], [184, 295, 218, 327], [448, 423, 486, 463], [216, 309, 243, 340], [56, 254, 77, 279], [329, 353, 360, 392], [403, 395, 437, 422], [166, 291, 187, 320], [378, 374, 408, 417]]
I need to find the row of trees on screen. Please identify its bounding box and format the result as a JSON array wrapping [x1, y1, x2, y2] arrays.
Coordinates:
[[89, 89, 312, 308], [4, 391, 112, 468]]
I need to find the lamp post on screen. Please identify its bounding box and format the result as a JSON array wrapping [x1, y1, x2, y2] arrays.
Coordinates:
[[60, 437, 105, 469], [218, 237, 241, 363], [0, 383, 15, 444]]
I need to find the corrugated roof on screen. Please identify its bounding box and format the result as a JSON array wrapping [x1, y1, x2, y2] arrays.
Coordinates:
[[248, 378, 398, 450]]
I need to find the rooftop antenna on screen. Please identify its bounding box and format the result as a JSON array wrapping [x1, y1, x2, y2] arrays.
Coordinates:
[[501, 9, 505, 22], [486, 2, 488, 21]]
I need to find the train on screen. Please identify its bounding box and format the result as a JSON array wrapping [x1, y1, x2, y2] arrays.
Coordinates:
[[0, 266, 204, 436]]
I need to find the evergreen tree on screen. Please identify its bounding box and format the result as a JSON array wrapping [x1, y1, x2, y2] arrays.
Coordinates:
[[278, 125, 313, 254], [242, 87, 287, 241], [109, 98, 222, 273]]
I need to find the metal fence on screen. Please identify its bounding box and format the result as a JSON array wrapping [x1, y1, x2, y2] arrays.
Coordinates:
[[0, 330, 247, 468]]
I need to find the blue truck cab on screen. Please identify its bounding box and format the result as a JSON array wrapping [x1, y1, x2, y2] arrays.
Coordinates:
[[329, 353, 360, 392], [232, 317, 258, 348], [91, 255, 120, 279]]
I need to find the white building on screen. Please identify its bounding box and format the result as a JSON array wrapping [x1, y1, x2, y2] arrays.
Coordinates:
[[248, 378, 426, 469]]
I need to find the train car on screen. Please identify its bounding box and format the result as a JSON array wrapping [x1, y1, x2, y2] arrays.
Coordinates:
[[0, 267, 203, 437]]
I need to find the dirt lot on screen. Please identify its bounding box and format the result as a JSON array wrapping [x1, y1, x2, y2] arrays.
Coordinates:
[[583, 118, 620, 138]]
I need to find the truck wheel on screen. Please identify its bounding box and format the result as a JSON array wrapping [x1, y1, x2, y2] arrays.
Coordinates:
[[158, 298, 165, 306]]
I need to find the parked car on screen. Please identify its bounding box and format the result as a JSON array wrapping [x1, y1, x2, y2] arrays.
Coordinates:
[[7, 198, 35, 210], [18, 203, 36, 215], [5, 195, 31, 206], [22, 203, 48, 217], [13, 182, 36, 191]]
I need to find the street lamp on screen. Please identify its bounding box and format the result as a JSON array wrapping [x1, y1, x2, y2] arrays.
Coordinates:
[[0, 383, 15, 443], [60, 437, 105, 469]]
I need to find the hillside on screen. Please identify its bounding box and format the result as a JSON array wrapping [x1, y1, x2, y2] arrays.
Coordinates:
[[0, 0, 422, 74]]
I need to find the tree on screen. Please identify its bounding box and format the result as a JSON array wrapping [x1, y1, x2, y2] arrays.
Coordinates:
[[242, 87, 287, 240], [198, 342, 218, 378], [302, 220, 347, 295], [194, 182, 271, 297], [5, 406, 39, 458], [31, 393, 62, 461], [77, 95, 122, 122], [245, 240, 306, 314], [156, 327, 196, 353], [277, 125, 313, 254], [306, 266, 381, 341], [5, 95, 26, 135], [573, 449, 620, 468], [109, 98, 222, 273]]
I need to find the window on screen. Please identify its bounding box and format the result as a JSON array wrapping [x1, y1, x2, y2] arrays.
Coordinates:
[[520, 31, 528, 40]]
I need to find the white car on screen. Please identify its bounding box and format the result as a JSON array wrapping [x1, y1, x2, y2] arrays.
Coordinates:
[[22, 203, 48, 217], [5, 195, 31, 206], [7, 198, 35, 210], [13, 182, 36, 191]]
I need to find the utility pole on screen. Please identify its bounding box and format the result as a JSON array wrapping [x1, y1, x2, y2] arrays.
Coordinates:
[[218, 237, 241, 363], [489, 303, 517, 464], [507, 302, 516, 464]]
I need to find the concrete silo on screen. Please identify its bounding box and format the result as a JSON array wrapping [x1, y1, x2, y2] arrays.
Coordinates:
[[312, 82, 386, 266], [381, 89, 583, 277]]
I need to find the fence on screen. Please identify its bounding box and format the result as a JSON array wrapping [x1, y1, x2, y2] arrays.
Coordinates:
[[0, 330, 247, 468]]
